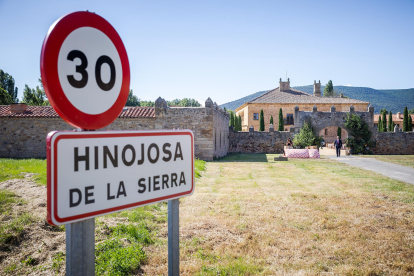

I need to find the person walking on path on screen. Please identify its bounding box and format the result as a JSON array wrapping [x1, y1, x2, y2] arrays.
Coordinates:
[[334, 136, 342, 157]]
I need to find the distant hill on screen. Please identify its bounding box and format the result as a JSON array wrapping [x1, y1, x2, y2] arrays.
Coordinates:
[[220, 85, 414, 114]]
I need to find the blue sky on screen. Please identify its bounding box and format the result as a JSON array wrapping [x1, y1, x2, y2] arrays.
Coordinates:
[[0, 0, 413, 105]]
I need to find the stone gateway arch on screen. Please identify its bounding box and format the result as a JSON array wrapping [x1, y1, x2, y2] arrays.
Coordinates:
[[293, 104, 375, 140]]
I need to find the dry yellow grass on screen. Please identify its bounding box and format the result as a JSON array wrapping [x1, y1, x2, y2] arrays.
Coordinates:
[[360, 155, 414, 168], [141, 154, 414, 275]]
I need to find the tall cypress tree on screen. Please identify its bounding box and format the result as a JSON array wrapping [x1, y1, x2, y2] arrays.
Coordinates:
[[259, 109, 265, 131], [234, 115, 239, 131], [409, 115, 413, 131], [238, 115, 242, 131], [378, 116, 382, 132], [388, 111, 393, 132], [337, 127, 342, 138], [382, 112, 387, 132], [230, 112, 234, 127], [278, 108, 284, 131], [270, 115, 273, 125], [403, 106, 409, 131]]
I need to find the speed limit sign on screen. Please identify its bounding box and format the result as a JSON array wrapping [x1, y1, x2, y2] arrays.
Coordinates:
[[40, 11, 130, 129]]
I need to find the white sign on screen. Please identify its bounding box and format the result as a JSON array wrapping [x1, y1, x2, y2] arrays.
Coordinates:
[[47, 130, 194, 225]]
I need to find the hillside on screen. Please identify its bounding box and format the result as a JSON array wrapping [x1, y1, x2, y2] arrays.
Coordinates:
[[220, 85, 414, 114]]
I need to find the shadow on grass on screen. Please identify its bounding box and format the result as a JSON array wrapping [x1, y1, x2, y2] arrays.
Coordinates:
[[214, 153, 271, 162]]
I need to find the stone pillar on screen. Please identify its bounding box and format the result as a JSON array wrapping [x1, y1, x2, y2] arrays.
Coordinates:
[[312, 105, 317, 112], [330, 105, 336, 112], [155, 97, 167, 129], [394, 124, 399, 133], [349, 105, 354, 113], [205, 97, 213, 115], [294, 105, 300, 132], [368, 104, 375, 129], [269, 124, 274, 132], [249, 125, 254, 132]]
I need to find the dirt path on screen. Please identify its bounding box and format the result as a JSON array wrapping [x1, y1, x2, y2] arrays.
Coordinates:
[[328, 155, 414, 185], [0, 175, 66, 275]]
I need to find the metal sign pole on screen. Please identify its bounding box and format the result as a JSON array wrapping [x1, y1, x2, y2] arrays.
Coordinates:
[[66, 218, 95, 275], [168, 199, 180, 276], [66, 128, 95, 276]]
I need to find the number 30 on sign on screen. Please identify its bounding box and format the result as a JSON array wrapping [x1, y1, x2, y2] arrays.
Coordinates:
[[40, 11, 130, 130]]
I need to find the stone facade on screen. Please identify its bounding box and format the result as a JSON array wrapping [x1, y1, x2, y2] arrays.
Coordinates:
[[238, 103, 369, 132], [294, 105, 375, 137], [229, 128, 293, 154], [372, 131, 414, 155], [0, 98, 229, 161], [318, 126, 348, 143]]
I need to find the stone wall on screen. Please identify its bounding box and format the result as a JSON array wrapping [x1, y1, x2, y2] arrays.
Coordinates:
[[229, 129, 293, 154], [372, 131, 414, 155], [0, 98, 229, 161], [295, 105, 375, 136]]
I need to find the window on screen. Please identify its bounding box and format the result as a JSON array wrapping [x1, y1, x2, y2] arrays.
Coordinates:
[[253, 113, 259, 120], [286, 114, 294, 125], [325, 129, 328, 135]]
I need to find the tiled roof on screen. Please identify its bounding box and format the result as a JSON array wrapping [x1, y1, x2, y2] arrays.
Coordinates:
[[247, 87, 369, 105], [0, 105, 155, 118], [374, 113, 414, 123]]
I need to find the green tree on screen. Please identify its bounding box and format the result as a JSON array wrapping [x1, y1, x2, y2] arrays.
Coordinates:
[[229, 111, 235, 127], [392, 121, 395, 132], [223, 107, 226, 112], [409, 115, 413, 131], [380, 108, 388, 115], [259, 109, 264, 131], [408, 108, 414, 114], [140, 101, 155, 107], [293, 122, 323, 148], [403, 106, 409, 131], [234, 115, 239, 131], [344, 113, 372, 154], [278, 108, 284, 131], [388, 111, 393, 132], [337, 127, 342, 138], [22, 79, 50, 106], [270, 115, 273, 125], [323, 80, 334, 97], [167, 98, 201, 107], [0, 87, 13, 105], [238, 115, 242, 131], [378, 116, 382, 132], [125, 89, 140, 106], [0, 69, 18, 103], [382, 112, 387, 132]]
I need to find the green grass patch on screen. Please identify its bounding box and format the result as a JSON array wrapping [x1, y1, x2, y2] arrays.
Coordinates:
[[95, 202, 167, 275], [195, 159, 206, 178], [198, 257, 264, 275], [0, 158, 47, 185]]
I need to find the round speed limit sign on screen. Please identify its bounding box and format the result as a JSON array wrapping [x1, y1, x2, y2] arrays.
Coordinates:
[[40, 11, 130, 129]]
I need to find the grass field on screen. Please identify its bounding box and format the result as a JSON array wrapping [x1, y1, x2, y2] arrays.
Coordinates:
[[1, 156, 414, 275], [360, 155, 414, 168], [0, 159, 47, 185], [141, 154, 414, 275]]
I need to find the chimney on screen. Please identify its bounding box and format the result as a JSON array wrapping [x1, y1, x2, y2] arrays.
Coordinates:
[[313, 80, 321, 97], [10, 103, 27, 114], [279, 78, 290, 92], [397, 112, 401, 119]]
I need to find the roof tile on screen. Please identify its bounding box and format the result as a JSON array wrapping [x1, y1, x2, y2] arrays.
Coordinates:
[[0, 105, 155, 118]]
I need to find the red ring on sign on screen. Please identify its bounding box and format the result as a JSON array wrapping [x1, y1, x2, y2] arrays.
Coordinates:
[[40, 11, 130, 130]]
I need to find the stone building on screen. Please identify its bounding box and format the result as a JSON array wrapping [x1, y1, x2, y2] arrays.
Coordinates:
[[235, 79, 370, 139], [0, 97, 229, 161]]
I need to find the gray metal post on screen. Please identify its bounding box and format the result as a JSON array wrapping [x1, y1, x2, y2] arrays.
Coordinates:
[[66, 218, 95, 275], [168, 199, 180, 276]]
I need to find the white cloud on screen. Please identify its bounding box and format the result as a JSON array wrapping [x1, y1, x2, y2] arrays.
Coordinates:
[[344, 84, 353, 87]]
